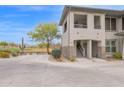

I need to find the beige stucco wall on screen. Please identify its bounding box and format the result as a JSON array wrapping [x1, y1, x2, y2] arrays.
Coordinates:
[[61, 10, 124, 58], [105, 17, 123, 56], [105, 17, 122, 39], [69, 11, 105, 47], [62, 10, 106, 58], [61, 12, 70, 47]]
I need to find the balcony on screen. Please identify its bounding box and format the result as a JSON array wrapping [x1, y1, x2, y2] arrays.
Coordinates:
[[74, 24, 87, 28], [94, 25, 101, 29], [115, 32, 124, 36]]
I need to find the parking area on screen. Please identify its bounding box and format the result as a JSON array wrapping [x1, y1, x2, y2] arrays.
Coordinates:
[[0, 55, 124, 86]]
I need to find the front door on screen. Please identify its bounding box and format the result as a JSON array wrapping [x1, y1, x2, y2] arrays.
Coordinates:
[[92, 41, 98, 57]]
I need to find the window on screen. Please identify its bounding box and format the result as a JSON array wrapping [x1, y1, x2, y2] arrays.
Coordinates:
[[106, 41, 111, 52], [64, 21, 67, 33], [105, 18, 116, 31], [122, 17, 124, 30], [74, 14, 87, 28], [94, 16, 101, 29], [111, 18, 116, 30], [105, 18, 110, 30], [111, 41, 116, 52], [106, 40, 116, 52]]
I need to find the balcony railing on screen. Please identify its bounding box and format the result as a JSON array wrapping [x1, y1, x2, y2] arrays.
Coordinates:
[[74, 24, 87, 28], [94, 25, 101, 29], [105, 30, 116, 32]]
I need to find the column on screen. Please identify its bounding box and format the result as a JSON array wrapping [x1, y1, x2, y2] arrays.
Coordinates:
[[87, 40, 92, 58]]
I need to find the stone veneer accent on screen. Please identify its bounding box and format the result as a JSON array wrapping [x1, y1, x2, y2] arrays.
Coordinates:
[[98, 46, 106, 58], [62, 46, 105, 58], [62, 46, 75, 58]]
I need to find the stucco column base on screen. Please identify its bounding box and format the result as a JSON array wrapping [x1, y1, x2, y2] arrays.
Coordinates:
[[122, 40, 124, 60], [62, 46, 75, 58], [87, 40, 92, 59], [98, 46, 106, 58]]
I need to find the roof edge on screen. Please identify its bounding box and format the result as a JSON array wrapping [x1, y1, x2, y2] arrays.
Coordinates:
[[59, 5, 124, 26]]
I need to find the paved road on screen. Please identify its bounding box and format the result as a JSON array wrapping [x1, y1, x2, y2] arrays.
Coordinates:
[[0, 55, 124, 87]]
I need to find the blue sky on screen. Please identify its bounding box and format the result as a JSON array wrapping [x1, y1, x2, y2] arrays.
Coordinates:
[[0, 5, 124, 45]]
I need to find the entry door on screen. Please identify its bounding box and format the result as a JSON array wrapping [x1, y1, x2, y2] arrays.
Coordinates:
[[92, 41, 98, 57]]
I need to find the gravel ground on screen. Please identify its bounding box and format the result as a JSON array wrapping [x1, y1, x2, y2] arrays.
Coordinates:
[[0, 55, 124, 87]]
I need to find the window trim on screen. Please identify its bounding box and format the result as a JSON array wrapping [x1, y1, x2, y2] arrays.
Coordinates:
[[64, 21, 67, 33], [105, 17, 117, 32], [94, 15, 101, 29], [122, 17, 124, 30], [105, 40, 116, 53], [74, 14, 87, 28]]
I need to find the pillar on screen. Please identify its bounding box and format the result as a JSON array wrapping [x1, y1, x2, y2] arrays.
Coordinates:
[[87, 40, 92, 58]]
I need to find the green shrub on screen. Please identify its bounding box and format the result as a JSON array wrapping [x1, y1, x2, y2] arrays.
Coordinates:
[[10, 48, 20, 57], [0, 52, 10, 58], [10, 48, 20, 54], [68, 56, 76, 62], [51, 49, 61, 59], [113, 52, 122, 59], [0, 49, 11, 53], [0, 48, 20, 57]]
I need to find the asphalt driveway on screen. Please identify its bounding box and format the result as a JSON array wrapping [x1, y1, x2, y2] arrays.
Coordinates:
[[0, 55, 124, 87]]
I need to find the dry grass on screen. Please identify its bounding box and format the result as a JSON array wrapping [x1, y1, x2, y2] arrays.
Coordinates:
[[105, 57, 122, 62], [48, 55, 68, 62], [48, 55, 75, 63], [24, 48, 53, 53]]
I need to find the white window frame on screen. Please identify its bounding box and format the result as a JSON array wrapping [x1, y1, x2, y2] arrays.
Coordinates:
[[106, 40, 117, 53], [105, 17, 117, 32], [94, 15, 101, 29], [74, 14, 87, 28]]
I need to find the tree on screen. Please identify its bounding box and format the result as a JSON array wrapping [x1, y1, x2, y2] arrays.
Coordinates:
[[28, 23, 59, 54], [38, 43, 48, 48], [0, 41, 8, 48]]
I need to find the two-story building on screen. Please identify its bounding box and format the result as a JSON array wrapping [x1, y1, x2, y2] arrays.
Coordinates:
[[59, 5, 124, 59]]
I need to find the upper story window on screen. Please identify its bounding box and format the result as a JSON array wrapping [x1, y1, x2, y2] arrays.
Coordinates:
[[94, 16, 101, 29], [105, 17, 116, 31], [122, 17, 124, 30], [64, 21, 67, 33], [111, 18, 116, 30], [74, 14, 87, 28], [105, 18, 110, 30]]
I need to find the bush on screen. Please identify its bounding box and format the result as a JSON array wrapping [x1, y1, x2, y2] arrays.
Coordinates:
[[0, 48, 20, 57], [51, 49, 61, 59], [10, 48, 20, 57], [68, 56, 76, 62], [0, 49, 11, 53], [10, 48, 20, 54], [0, 52, 10, 58], [11, 53, 18, 57], [113, 52, 122, 59]]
